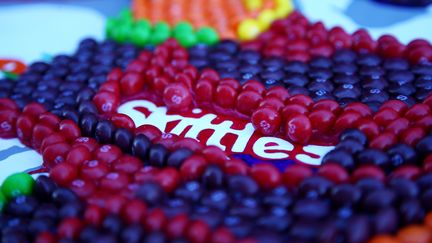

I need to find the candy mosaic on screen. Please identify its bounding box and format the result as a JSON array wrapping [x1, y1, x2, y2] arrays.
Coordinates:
[[1, 1, 432, 242]]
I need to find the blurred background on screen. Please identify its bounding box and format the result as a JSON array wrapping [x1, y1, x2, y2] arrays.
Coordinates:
[[0, 0, 431, 63]]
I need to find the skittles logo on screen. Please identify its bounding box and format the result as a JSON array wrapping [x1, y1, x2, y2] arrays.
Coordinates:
[[118, 99, 334, 169]]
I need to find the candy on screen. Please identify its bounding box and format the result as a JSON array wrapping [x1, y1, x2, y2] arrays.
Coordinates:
[[238, 19, 261, 41], [1, 172, 35, 199], [4, 20, 432, 243], [0, 191, 5, 211]]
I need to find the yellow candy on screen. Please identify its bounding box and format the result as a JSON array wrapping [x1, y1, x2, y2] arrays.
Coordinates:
[[244, 0, 262, 11], [238, 19, 261, 41], [258, 9, 276, 31], [275, 0, 294, 18]]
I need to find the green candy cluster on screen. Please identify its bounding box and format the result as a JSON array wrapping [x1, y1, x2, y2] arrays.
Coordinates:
[[0, 172, 35, 211], [106, 9, 219, 47]]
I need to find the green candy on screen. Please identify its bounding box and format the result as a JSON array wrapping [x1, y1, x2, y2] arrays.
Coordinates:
[[0, 191, 5, 211], [112, 23, 133, 43], [150, 22, 171, 45], [153, 21, 171, 34], [131, 26, 150, 46], [135, 19, 151, 30], [1, 172, 35, 199], [196, 27, 219, 45], [177, 33, 198, 48], [119, 9, 134, 22], [106, 17, 118, 39], [150, 32, 170, 45], [173, 21, 194, 37]]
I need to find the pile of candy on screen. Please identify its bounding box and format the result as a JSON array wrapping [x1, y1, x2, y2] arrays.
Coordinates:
[[132, 0, 294, 40], [107, 10, 220, 47], [1, 3, 432, 243]]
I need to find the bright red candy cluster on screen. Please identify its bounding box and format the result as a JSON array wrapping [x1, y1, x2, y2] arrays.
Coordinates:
[[242, 11, 432, 64]]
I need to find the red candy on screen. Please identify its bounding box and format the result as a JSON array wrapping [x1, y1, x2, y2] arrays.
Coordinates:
[[312, 99, 340, 114], [283, 164, 313, 187], [285, 114, 312, 144], [356, 118, 380, 140], [334, 111, 362, 132], [250, 163, 281, 190], [22, 102, 46, 120], [214, 84, 237, 108], [120, 72, 145, 95], [369, 132, 397, 150], [163, 83, 192, 111], [57, 217, 83, 239], [318, 163, 349, 184], [180, 155, 208, 180], [400, 127, 426, 146], [373, 108, 400, 127], [187, 220, 211, 243], [144, 208, 167, 232], [166, 214, 189, 239], [351, 165, 385, 183], [121, 199, 147, 224], [155, 167, 181, 193], [113, 155, 142, 174], [84, 204, 105, 226], [236, 90, 262, 115], [40, 133, 66, 152], [223, 158, 249, 175], [93, 91, 120, 114], [242, 80, 265, 94], [211, 227, 235, 243], [309, 109, 335, 133], [0, 109, 18, 138], [16, 114, 36, 144], [50, 162, 78, 186], [38, 112, 61, 130], [195, 79, 214, 102], [282, 104, 309, 121], [251, 107, 281, 135], [287, 94, 313, 109], [42, 142, 71, 168], [110, 113, 136, 131], [32, 124, 54, 150], [69, 178, 96, 198], [59, 120, 81, 142], [404, 104, 430, 121], [80, 159, 109, 180], [94, 144, 122, 164]]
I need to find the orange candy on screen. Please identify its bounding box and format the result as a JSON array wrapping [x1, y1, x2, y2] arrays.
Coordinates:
[[132, 0, 286, 39], [424, 212, 432, 230], [369, 235, 401, 243], [397, 226, 432, 243]]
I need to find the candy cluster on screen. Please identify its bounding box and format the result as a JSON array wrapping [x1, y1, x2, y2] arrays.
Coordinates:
[[1, 6, 432, 243], [132, 0, 293, 40], [189, 41, 432, 107], [243, 12, 432, 64], [107, 10, 220, 48]]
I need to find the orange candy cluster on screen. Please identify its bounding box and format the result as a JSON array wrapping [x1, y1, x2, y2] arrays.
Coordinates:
[[132, 0, 289, 40], [369, 212, 432, 243]]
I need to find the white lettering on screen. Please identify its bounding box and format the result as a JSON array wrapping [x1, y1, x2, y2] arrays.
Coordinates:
[[117, 99, 335, 165], [253, 137, 294, 159], [296, 144, 335, 166], [118, 100, 254, 152]]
